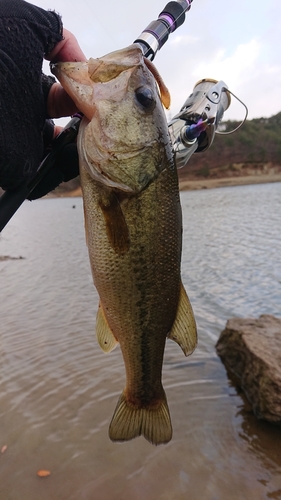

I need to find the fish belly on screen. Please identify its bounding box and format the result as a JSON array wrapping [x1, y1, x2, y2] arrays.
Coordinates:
[[80, 160, 182, 445]]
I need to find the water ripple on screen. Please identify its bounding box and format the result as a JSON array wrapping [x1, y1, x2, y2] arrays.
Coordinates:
[[0, 184, 281, 499]]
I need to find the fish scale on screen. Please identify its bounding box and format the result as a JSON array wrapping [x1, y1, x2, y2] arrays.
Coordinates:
[[52, 44, 197, 445]]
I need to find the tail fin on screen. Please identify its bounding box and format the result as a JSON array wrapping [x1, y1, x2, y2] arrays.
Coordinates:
[[109, 391, 172, 446]]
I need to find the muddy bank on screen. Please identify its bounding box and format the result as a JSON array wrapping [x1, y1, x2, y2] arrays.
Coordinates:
[[49, 173, 281, 198], [179, 173, 281, 191]]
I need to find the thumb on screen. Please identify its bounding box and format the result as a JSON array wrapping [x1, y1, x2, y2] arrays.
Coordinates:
[[47, 82, 80, 118]]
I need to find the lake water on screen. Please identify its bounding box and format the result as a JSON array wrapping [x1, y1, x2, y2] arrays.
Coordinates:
[[0, 182, 281, 500]]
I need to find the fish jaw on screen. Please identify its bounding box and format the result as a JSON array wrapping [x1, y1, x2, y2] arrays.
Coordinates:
[[51, 61, 96, 120], [51, 48, 143, 121], [52, 45, 174, 193]]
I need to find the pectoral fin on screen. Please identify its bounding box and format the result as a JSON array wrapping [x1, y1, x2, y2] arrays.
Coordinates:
[[168, 282, 197, 356], [96, 303, 118, 353], [99, 192, 130, 255]]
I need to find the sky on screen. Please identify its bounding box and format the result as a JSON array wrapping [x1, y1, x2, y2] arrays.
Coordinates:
[[36, 0, 281, 122]]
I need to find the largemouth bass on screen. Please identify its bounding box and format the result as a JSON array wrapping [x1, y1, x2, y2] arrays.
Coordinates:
[[52, 44, 197, 445]]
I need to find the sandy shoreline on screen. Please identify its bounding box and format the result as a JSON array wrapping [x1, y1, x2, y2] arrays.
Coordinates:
[[178, 173, 281, 191], [55, 173, 281, 198]]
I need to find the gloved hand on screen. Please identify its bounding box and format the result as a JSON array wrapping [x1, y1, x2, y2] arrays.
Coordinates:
[[27, 142, 80, 200]]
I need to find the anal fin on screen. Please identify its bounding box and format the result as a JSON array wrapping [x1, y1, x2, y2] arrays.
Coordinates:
[[168, 281, 197, 356], [96, 302, 118, 353]]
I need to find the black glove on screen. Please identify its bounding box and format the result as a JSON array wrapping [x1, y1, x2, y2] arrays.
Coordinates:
[[27, 142, 80, 200], [27, 120, 80, 200]]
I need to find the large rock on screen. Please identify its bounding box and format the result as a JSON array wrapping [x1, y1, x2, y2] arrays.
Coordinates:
[[216, 314, 281, 424]]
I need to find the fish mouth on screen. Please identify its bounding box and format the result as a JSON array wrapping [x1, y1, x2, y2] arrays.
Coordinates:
[[50, 45, 145, 121], [51, 61, 97, 121]]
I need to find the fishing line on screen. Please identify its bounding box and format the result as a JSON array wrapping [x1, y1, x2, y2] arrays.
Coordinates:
[[216, 89, 249, 135]]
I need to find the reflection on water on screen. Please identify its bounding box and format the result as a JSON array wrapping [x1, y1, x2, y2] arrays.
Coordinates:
[[0, 183, 281, 499]]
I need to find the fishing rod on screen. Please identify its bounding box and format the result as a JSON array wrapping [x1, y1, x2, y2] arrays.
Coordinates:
[[135, 0, 193, 60], [0, 0, 195, 232], [133, 1, 248, 169]]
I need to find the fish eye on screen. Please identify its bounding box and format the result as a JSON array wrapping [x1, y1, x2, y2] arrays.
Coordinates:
[[135, 87, 156, 111]]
